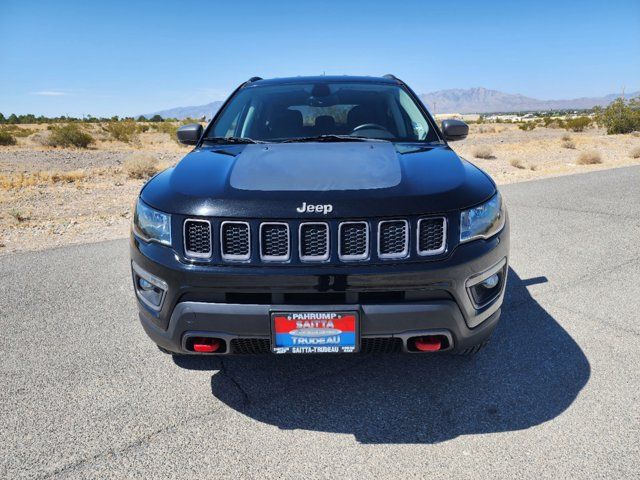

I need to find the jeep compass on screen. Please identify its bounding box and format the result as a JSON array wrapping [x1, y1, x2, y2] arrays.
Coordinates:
[[130, 75, 509, 356]]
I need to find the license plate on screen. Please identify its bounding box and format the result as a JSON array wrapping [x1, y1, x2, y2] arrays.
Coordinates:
[[271, 311, 358, 354]]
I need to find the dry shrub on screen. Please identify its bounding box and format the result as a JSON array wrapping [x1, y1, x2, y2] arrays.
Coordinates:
[[630, 146, 640, 159], [561, 133, 572, 141], [0, 131, 17, 146], [477, 125, 496, 134], [50, 170, 86, 183], [30, 131, 51, 146], [561, 139, 576, 149], [510, 159, 526, 169], [472, 146, 494, 159], [124, 152, 159, 179], [48, 124, 94, 148], [0, 170, 86, 189], [105, 120, 138, 143], [577, 151, 602, 165], [529, 164, 538, 171]]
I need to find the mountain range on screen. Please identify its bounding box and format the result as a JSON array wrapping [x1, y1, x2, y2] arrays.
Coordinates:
[[419, 87, 638, 114], [144, 88, 638, 119]]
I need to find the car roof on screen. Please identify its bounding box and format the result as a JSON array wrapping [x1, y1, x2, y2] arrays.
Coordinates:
[[245, 75, 400, 87]]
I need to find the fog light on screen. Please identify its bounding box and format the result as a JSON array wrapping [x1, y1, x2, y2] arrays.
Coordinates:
[[480, 273, 499, 289], [466, 258, 507, 308], [138, 278, 154, 291], [132, 262, 167, 311]]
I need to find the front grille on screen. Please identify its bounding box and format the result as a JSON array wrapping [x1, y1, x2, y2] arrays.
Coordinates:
[[299, 223, 329, 261], [183, 216, 448, 263], [378, 220, 409, 258], [184, 219, 212, 258], [417, 217, 446, 255], [361, 337, 403, 354], [339, 222, 369, 260], [231, 338, 271, 354], [260, 223, 290, 261], [221, 221, 250, 261]]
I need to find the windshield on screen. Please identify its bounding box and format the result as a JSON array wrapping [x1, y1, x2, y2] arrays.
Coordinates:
[[205, 81, 440, 143]]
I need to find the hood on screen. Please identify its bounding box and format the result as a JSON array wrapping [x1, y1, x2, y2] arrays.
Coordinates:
[[141, 142, 496, 218]]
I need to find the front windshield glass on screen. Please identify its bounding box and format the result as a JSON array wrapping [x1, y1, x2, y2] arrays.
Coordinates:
[[206, 81, 440, 143]]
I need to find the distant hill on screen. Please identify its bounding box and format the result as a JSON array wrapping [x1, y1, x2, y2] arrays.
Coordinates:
[[142, 88, 638, 119], [419, 87, 639, 114], [142, 101, 224, 120]]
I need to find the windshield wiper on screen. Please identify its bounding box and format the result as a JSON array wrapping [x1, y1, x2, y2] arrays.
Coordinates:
[[201, 136, 264, 144], [282, 135, 387, 143]]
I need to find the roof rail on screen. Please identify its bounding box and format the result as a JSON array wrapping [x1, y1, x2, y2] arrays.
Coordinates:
[[383, 74, 400, 82], [247, 76, 263, 83]]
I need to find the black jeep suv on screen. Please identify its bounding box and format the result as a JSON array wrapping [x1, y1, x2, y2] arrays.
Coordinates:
[[130, 75, 509, 356]]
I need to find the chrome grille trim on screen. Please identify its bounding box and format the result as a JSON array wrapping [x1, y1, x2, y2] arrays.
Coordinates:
[[183, 218, 212, 259], [259, 222, 290, 262], [417, 217, 447, 256], [338, 221, 369, 261], [220, 221, 251, 261], [377, 219, 409, 259], [299, 222, 330, 262]]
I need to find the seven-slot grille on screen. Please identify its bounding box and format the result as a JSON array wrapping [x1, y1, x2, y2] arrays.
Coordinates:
[[299, 223, 330, 261], [221, 221, 250, 260], [183, 219, 212, 258], [378, 220, 409, 258], [183, 217, 447, 262], [260, 223, 290, 261], [417, 217, 446, 255]]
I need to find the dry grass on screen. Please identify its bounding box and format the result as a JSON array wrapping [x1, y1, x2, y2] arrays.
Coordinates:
[[561, 139, 576, 149], [0, 170, 86, 190], [561, 133, 572, 141], [630, 146, 640, 159], [510, 159, 526, 169], [577, 150, 603, 165], [124, 152, 159, 179], [472, 146, 494, 159], [9, 210, 30, 222]]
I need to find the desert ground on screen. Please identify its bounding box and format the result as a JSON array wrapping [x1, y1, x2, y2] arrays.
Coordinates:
[[1, 122, 639, 255]]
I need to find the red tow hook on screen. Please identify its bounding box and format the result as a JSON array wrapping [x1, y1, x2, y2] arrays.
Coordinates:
[[413, 336, 442, 352], [192, 338, 221, 353]]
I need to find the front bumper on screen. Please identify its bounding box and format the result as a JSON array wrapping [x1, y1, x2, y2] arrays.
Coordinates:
[[130, 220, 509, 354]]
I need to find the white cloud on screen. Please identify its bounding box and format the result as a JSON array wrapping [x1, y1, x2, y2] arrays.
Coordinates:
[[31, 91, 68, 96]]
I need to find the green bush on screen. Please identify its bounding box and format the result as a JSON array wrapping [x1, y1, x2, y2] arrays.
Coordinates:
[[564, 116, 592, 132], [518, 122, 536, 131], [105, 120, 137, 143], [47, 124, 94, 148], [597, 97, 640, 134], [149, 121, 179, 141], [0, 131, 17, 145]]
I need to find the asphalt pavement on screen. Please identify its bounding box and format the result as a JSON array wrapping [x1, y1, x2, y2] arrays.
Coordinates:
[[1, 166, 639, 479]]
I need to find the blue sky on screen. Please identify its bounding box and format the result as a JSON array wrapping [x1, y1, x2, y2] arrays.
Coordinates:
[[1, 0, 638, 117]]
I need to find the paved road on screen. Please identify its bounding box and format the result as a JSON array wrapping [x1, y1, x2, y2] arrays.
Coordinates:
[[1, 167, 639, 479]]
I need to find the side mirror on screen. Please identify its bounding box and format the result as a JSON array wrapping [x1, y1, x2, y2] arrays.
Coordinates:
[[176, 123, 203, 145], [441, 119, 468, 141]]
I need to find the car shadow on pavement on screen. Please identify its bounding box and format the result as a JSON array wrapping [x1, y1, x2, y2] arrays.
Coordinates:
[[174, 268, 590, 444]]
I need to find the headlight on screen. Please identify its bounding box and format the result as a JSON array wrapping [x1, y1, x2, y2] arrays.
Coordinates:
[[460, 192, 505, 243], [133, 198, 171, 245]]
